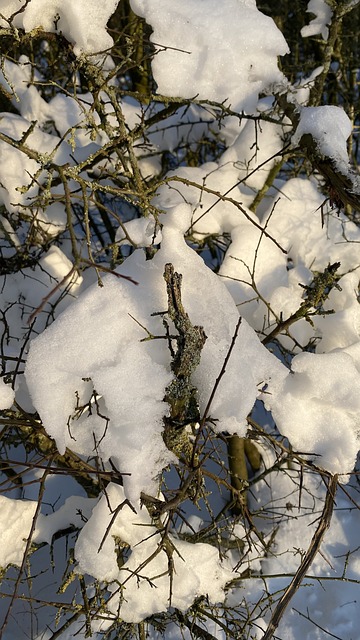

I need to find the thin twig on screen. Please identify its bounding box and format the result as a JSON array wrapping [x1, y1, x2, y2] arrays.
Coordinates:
[[27, 261, 138, 324], [260, 473, 338, 640], [199, 316, 242, 429], [0, 457, 55, 637], [165, 175, 287, 253]]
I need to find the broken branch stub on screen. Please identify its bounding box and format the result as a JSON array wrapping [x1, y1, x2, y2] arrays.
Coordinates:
[[162, 263, 207, 464]]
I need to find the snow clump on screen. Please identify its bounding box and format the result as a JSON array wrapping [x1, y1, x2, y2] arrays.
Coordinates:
[[130, 0, 289, 113], [0, 0, 120, 57]]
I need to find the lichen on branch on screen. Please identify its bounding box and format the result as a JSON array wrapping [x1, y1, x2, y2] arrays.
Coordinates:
[[161, 263, 207, 464]]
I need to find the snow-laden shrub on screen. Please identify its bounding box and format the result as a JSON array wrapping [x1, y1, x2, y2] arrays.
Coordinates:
[[1, 1, 360, 639]]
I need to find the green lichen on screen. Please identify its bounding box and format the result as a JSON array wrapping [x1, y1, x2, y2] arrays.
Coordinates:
[[162, 264, 206, 465]]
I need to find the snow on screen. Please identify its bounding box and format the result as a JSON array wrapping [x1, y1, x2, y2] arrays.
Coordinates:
[[25, 202, 288, 503], [23, 144, 360, 625], [220, 114, 288, 191], [315, 271, 360, 352], [153, 162, 260, 236], [252, 470, 360, 640], [35, 496, 97, 545], [0, 113, 70, 213], [0, 0, 120, 57], [301, 0, 333, 41], [0, 496, 37, 568], [292, 66, 324, 105], [74, 483, 232, 622], [293, 106, 352, 174], [115, 215, 161, 247], [220, 177, 360, 351], [130, 0, 289, 113], [266, 351, 360, 474], [262, 178, 360, 272], [1, 0, 360, 636], [25, 271, 176, 504], [46, 92, 212, 179], [0, 56, 51, 124], [0, 245, 82, 362], [0, 378, 14, 410]]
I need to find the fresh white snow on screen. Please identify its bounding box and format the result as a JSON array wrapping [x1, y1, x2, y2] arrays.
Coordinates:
[[293, 105, 353, 175], [0, 0, 121, 56], [0, 496, 37, 568], [130, 0, 289, 113], [301, 0, 333, 40], [0, 378, 14, 410], [1, 0, 360, 636]]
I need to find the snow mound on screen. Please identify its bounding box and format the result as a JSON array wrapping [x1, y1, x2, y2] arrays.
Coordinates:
[[130, 0, 289, 113], [266, 350, 360, 474]]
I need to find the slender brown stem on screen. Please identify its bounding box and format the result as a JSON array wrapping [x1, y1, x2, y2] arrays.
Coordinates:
[[261, 474, 338, 640]]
